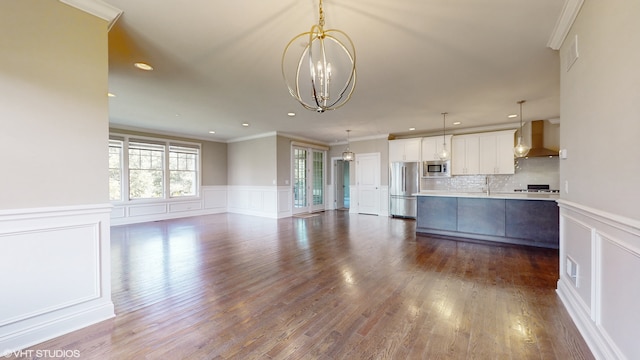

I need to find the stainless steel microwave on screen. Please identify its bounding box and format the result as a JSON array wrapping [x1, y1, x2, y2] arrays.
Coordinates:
[[423, 160, 451, 177]]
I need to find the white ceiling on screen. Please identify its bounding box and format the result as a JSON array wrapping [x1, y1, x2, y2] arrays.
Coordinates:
[[106, 0, 564, 144]]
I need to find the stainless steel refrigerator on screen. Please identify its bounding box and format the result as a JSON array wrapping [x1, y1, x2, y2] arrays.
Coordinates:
[[390, 161, 420, 218]]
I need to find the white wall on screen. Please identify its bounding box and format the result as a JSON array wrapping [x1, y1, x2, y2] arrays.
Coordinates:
[[556, 1, 640, 359], [0, 1, 110, 210], [559, 1, 640, 219], [0, 1, 115, 353]]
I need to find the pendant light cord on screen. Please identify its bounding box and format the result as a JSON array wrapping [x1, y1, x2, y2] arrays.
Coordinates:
[[441, 112, 447, 144], [518, 100, 525, 135]]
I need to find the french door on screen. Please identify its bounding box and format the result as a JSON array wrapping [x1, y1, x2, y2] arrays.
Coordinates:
[[293, 146, 325, 214]]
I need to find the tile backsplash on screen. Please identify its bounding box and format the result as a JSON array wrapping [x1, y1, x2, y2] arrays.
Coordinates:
[[421, 157, 560, 192]]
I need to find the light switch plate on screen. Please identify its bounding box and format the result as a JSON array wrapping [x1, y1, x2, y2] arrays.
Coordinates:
[[560, 149, 568, 159]]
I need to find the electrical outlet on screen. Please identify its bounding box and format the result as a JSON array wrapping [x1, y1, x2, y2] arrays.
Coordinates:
[[565, 180, 569, 194]]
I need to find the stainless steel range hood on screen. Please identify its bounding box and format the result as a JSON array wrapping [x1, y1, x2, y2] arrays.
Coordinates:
[[526, 120, 559, 157]]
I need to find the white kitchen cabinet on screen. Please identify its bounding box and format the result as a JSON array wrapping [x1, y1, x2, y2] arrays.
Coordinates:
[[479, 130, 516, 174], [451, 134, 479, 175], [389, 138, 421, 162], [421, 135, 452, 162]]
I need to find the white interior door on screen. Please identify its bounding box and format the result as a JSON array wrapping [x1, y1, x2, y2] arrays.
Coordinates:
[[356, 153, 380, 215]]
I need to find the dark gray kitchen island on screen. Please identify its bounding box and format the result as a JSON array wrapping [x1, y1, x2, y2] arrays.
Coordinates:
[[416, 191, 559, 248]]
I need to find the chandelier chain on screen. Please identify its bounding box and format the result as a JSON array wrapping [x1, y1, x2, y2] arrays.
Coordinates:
[[318, 0, 325, 28]]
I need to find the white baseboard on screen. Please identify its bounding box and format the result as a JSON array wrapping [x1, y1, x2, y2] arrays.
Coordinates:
[[557, 279, 618, 360], [0, 204, 115, 354]]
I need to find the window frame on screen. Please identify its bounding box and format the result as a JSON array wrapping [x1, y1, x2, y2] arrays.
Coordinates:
[[108, 138, 124, 201], [168, 143, 200, 198], [109, 133, 202, 203]]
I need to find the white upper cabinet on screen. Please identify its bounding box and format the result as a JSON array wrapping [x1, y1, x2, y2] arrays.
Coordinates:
[[451, 134, 480, 175], [478, 130, 516, 174], [421, 135, 452, 162], [389, 138, 421, 162]]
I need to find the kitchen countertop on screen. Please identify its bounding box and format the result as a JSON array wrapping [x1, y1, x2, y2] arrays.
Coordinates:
[[415, 190, 559, 201]]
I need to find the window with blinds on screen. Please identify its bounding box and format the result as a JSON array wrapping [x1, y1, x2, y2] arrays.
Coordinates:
[[128, 141, 165, 199], [109, 139, 123, 201], [169, 144, 199, 197]]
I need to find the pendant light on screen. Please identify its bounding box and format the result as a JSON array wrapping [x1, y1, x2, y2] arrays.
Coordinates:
[[513, 100, 531, 158], [342, 130, 355, 161], [436, 112, 450, 161], [282, 0, 356, 113]]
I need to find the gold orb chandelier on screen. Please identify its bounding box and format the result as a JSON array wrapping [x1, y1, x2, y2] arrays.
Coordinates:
[[282, 0, 356, 113]]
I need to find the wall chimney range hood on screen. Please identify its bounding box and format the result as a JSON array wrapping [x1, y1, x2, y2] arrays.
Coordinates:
[[526, 120, 559, 157]]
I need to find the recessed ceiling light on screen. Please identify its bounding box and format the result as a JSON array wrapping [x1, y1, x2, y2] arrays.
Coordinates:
[[287, 112, 296, 117], [107, 92, 116, 97], [453, 121, 461, 125], [208, 130, 216, 134], [242, 123, 250, 127], [134, 62, 154, 71], [508, 114, 518, 118], [409, 127, 416, 131]]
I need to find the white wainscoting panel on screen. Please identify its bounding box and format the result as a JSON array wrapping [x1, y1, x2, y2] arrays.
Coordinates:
[[557, 200, 640, 360], [228, 188, 250, 211], [111, 186, 228, 225], [278, 187, 292, 218], [110, 206, 125, 219], [0, 226, 100, 325], [561, 215, 594, 311], [262, 191, 277, 214], [249, 190, 263, 211], [168, 201, 202, 213], [203, 186, 227, 210], [128, 203, 167, 217], [0, 204, 114, 354], [227, 186, 282, 219]]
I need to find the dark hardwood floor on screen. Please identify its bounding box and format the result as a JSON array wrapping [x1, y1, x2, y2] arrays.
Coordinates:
[[17, 211, 593, 359]]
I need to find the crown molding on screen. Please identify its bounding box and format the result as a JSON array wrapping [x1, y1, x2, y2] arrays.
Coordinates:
[[226, 131, 279, 144], [547, 0, 584, 50], [109, 124, 226, 144], [331, 134, 390, 146], [59, 0, 123, 31]]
